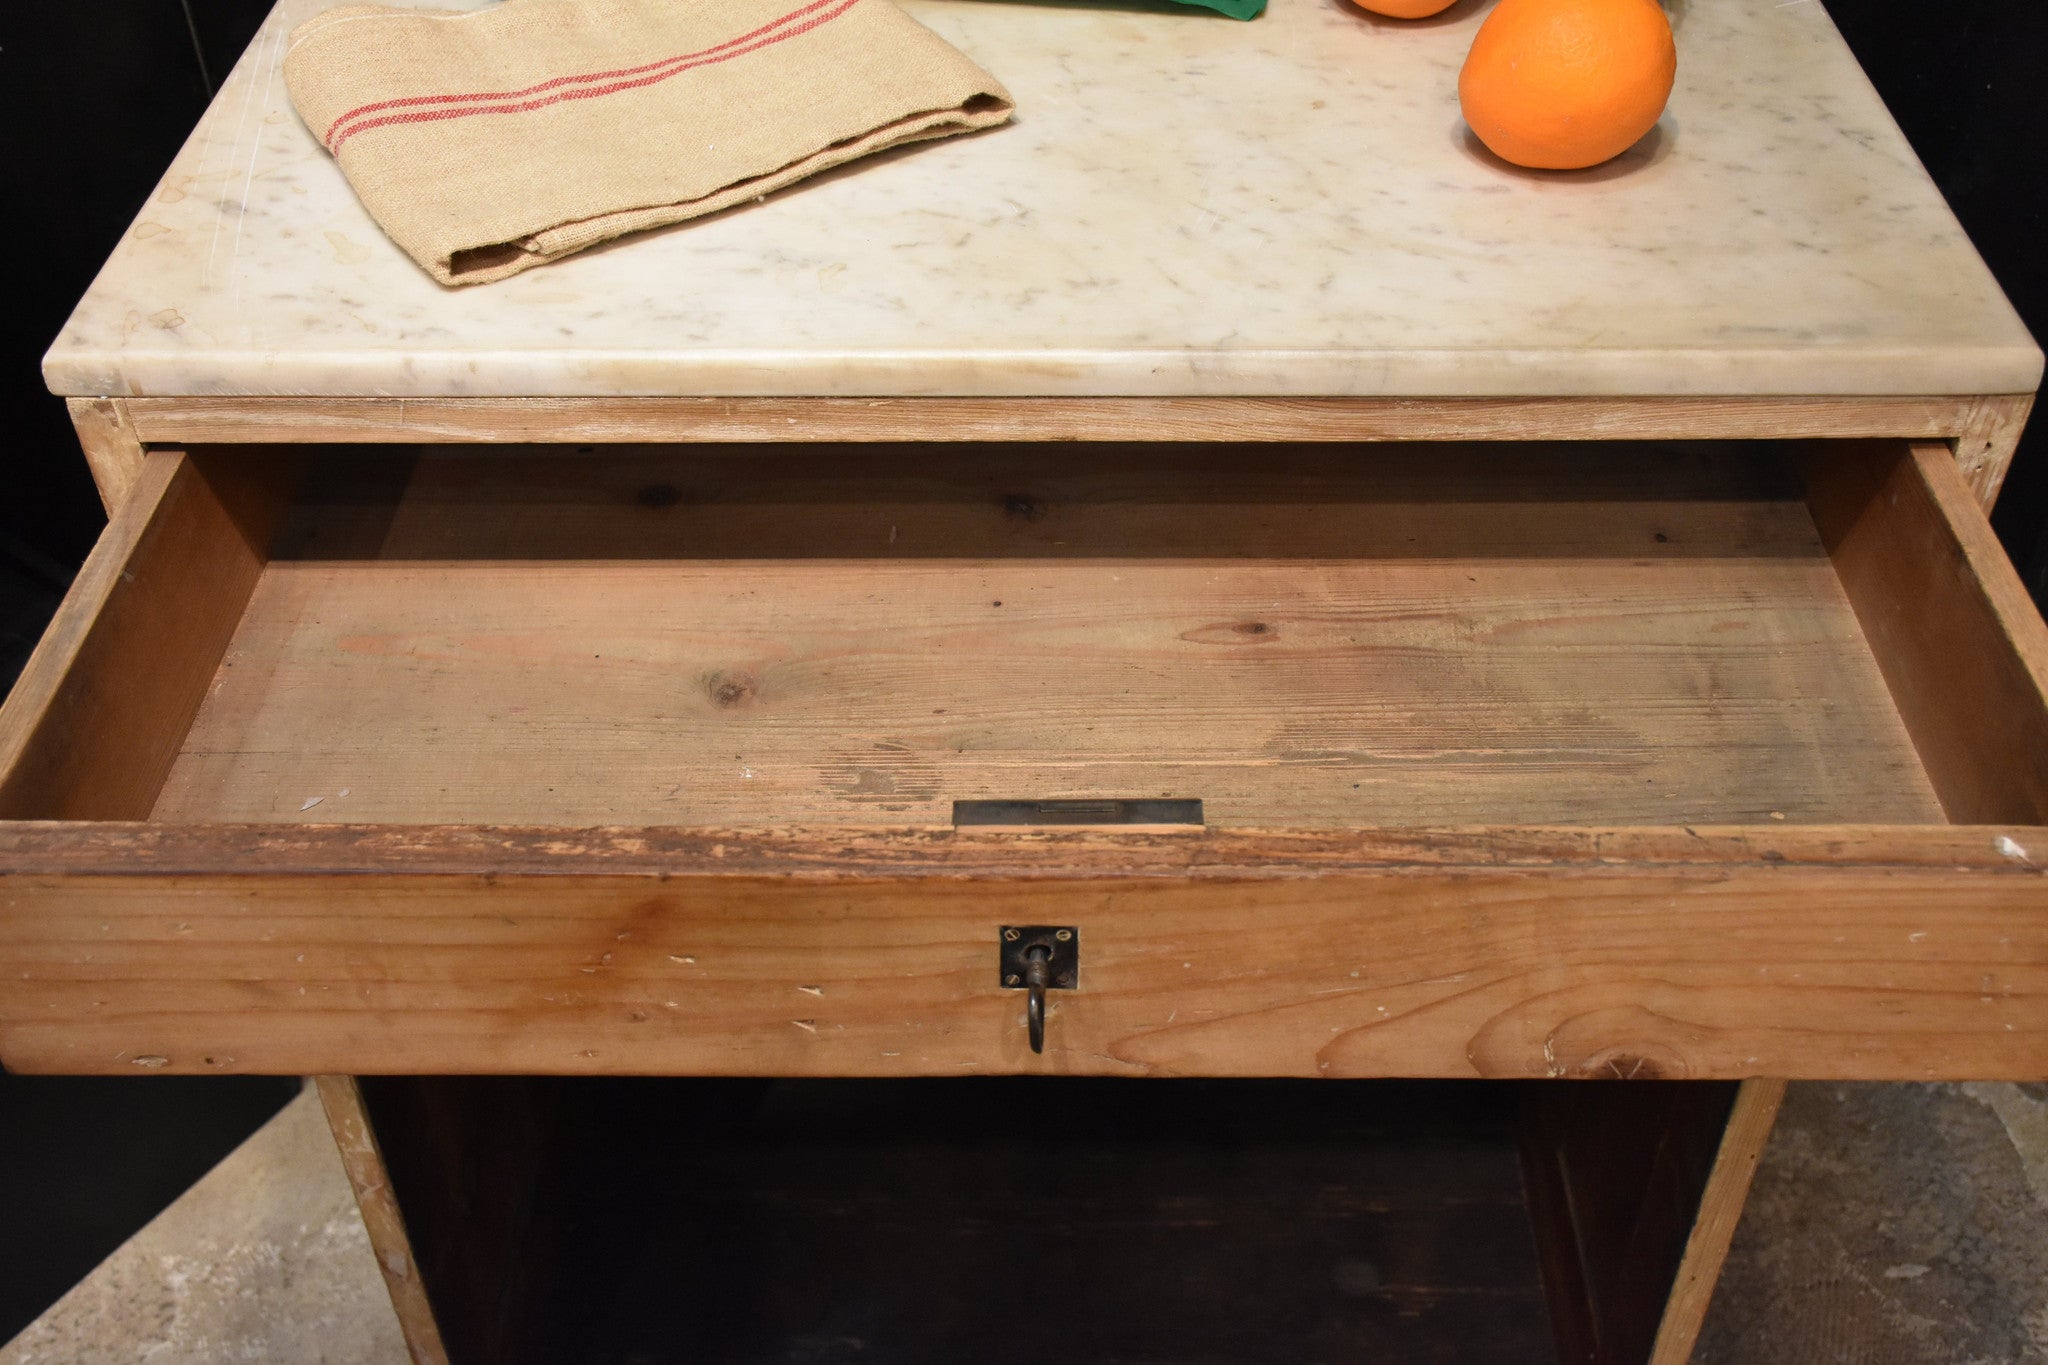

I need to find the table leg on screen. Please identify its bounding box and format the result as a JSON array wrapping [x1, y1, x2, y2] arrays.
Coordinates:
[[1648, 1079, 1788, 1363], [1953, 392, 2035, 508], [64, 398, 146, 515], [1521, 1078, 1785, 1365], [316, 1074, 452, 1365]]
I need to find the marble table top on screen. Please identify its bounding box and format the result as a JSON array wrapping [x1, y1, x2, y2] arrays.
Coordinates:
[[43, 0, 2041, 400]]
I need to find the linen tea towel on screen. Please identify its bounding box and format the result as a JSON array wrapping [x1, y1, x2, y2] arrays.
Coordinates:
[[285, 0, 1015, 285]]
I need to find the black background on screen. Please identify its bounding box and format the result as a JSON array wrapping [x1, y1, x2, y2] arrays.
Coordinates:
[[1, 0, 2043, 1346]]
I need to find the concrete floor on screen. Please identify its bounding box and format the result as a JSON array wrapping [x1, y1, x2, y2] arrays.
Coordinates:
[[0, 1088, 405, 1365], [1697, 1083, 2048, 1365], [3, 1082, 2043, 1363]]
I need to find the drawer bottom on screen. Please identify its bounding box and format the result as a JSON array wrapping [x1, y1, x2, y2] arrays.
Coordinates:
[[331, 1076, 1758, 1365], [148, 443, 1936, 829]]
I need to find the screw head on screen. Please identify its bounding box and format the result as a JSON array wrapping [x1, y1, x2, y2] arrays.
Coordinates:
[[1055, 929, 1073, 942], [1004, 973, 1021, 987], [1003, 928, 1020, 942], [1057, 972, 1074, 986]]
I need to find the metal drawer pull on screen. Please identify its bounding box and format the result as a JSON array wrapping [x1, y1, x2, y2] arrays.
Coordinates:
[[1000, 926, 1078, 1054], [1023, 946, 1051, 1053]]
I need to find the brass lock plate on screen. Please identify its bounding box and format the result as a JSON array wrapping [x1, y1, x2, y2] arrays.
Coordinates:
[[955, 799, 1202, 828], [998, 926, 1079, 989]]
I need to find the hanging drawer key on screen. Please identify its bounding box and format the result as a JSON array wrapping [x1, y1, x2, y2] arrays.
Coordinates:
[[999, 927, 1078, 1054]]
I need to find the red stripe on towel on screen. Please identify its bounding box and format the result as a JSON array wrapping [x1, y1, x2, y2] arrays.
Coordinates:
[[325, 0, 862, 151]]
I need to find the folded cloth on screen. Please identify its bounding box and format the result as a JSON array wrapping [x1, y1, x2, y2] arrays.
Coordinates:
[[285, 0, 1014, 285]]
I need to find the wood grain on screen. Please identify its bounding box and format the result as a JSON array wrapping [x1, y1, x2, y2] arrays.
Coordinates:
[[1649, 1078, 1787, 1365], [66, 397, 145, 514], [116, 393, 2020, 455], [1521, 1081, 1738, 1365], [152, 444, 1941, 829], [1806, 440, 2048, 824], [2, 822, 2043, 1079], [355, 1077, 562, 1365], [0, 450, 294, 821], [2, 818, 2041, 877], [363, 1077, 1551, 1365], [1952, 393, 2035, 508], [314, 1076, 452, 1365]]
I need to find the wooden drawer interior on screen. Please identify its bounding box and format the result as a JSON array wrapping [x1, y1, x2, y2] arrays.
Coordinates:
[[7, 437, 2043, 831], [4, 434, 2046, 1083]]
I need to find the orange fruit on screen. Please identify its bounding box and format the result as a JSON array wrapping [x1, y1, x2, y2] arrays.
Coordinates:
[[1351, 0, 1460, 17], [1458, 0, 1676, 170]]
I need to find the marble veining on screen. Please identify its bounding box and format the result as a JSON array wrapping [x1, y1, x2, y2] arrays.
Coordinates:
[[42, 0, 2040, 399]]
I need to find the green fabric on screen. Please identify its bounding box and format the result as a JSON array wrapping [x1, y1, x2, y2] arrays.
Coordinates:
[[1168, 0, 1266, 18]]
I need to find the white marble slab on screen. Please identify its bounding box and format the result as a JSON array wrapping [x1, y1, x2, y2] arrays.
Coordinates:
[[43, 0, 2040, 399]]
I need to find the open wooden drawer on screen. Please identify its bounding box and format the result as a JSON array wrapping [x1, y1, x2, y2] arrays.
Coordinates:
[[1, 438, 2044, 1079]]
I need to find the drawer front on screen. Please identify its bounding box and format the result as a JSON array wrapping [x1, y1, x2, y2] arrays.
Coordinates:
[[3, 438, 2046, 1078], [3, 823, 2045, 1078]]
